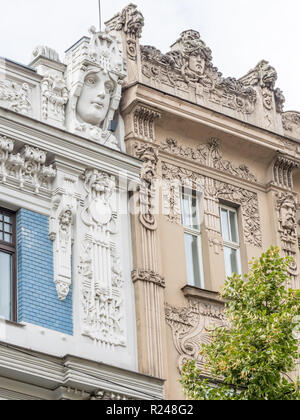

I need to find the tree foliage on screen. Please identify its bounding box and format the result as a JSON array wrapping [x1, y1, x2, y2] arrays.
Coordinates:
[[181, 247, 300, 400]]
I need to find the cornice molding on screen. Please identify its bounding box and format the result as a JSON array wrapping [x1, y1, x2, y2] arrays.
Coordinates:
[[0, 344, 164, 400]]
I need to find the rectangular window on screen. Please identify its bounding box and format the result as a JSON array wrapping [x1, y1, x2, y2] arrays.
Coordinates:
[[181, 190, 204, 288], [220, 206, 241, 278], [0, 208, 16, 321]]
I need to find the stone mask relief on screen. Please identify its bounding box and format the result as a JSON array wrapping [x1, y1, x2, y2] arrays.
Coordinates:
[[76, 70, 115, 127], [280, 199, 296, 232]]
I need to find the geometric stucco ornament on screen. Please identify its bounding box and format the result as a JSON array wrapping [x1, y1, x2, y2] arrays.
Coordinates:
[[65, 27, 127, 151]]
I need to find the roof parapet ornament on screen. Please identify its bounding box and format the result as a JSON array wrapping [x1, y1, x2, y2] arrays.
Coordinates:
[[106, 3, 144, 39], [31, 46, 61, 63]]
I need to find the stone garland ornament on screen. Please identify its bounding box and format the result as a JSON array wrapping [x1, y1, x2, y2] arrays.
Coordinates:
[[0, 136, 56, 193], [78, 169, 126, 347], [65, 26, 127, 151]]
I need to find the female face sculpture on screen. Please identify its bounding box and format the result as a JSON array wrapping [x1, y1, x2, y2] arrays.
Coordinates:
[[76, 70, 115, 127]]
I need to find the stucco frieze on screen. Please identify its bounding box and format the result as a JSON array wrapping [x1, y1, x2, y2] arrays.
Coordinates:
[[160, 137, 257, 183]]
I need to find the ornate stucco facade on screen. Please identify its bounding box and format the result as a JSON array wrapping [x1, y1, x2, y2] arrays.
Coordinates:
[[0, 4, 299, 400]]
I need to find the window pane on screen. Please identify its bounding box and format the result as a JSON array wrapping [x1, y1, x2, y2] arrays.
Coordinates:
[[0, 251, 12, 320], [184, 233, 202, 288], [221, 209, 230, 242], [190, 196, 200, 230], [182, 194, 192, 228], [224, 246, 239, 278], [229, 211, 238, 243]]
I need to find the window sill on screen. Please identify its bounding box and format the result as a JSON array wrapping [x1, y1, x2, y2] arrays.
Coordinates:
[[3, 320, 26, 328], [181, 285, 224, 305]]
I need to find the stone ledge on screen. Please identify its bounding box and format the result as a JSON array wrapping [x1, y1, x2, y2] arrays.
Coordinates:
[[181, 285, 224, 306]]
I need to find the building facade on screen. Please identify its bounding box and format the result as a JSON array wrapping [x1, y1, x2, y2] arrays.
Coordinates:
[[0, 4, 299, 400]]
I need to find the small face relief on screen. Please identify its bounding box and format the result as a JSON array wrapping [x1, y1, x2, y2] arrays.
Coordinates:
[[281, 201, 296, 230], [76, 71, 115, 126], [189, 54, 206, 75]]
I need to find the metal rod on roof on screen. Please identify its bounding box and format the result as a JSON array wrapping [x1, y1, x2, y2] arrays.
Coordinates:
[[98, 0, 102, 32]]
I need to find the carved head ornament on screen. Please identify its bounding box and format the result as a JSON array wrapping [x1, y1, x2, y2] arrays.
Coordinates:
[[65, 27, 127, 150]]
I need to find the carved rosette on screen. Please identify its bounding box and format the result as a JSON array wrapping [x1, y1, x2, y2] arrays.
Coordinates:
[[78, 169, 126, 347], [165, 298, 227, 374], [49, 176, 78, 301], [0, 136, 56, 193]]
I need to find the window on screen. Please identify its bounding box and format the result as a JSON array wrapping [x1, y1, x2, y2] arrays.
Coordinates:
[[0, 208, 16, 321], [181, 190, 204, 288], [220, 205, 241, 278]]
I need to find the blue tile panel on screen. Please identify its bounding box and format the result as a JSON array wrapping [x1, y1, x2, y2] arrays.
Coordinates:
[[16, 209, 73, 335]]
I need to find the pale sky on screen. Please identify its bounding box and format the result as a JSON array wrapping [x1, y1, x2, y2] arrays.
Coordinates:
[[1, 0, 299, 110]]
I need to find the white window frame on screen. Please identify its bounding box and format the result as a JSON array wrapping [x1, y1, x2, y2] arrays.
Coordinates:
[[181, 189, 205, 289], [220, 205, 242, 277]]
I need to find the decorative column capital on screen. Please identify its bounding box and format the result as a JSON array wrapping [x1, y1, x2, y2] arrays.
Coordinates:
[[271, 154, 300, 191], [132, 269, 165, 288]]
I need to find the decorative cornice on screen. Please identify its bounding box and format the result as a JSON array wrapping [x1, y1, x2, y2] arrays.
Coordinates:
[[0, 344, 164, 400]]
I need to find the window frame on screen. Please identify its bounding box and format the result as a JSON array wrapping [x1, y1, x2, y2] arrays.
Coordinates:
[[0, 207, 17, 321], [219, 204, 242, 277], [181, 188, 205, 289]]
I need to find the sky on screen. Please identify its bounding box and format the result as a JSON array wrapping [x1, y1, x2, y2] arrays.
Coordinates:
[[0, 0, 299, 110]]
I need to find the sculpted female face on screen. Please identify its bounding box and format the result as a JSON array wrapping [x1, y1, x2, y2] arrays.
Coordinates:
[[76, 70, 115, 126]]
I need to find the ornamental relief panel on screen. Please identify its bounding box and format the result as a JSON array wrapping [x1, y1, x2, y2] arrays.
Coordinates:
[[162, 162, 262, 248], [78, 169, 126, 347], [276, 192, 299, 288], [165, 298, 227, 374], [160, 137, 257, 182], [0, 79, 32, 116], [0, 135, 56, 193]]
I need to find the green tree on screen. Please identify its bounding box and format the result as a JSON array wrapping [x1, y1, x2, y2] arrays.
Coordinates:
[[181, 247, 300, 400]]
